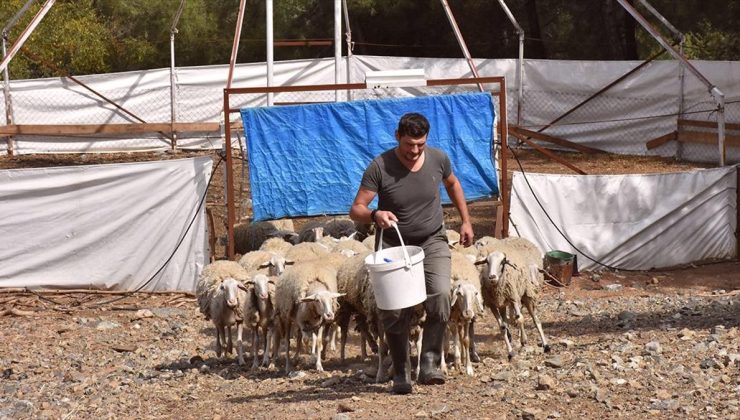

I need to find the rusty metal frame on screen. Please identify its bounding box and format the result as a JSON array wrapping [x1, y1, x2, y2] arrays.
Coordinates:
[[223, 75, 509, 258]]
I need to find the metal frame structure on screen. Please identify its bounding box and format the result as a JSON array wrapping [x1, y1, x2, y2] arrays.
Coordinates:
[[222, 76, 509, 259]]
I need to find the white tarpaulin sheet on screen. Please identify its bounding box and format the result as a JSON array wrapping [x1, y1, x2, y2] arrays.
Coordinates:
[[509, 166, 738, 270], [0, 157, 212, 291]]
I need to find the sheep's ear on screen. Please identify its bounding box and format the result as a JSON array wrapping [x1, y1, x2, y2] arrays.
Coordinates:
[[450, 292, 458, 307], [474, 259, 487, 266], [237, 283, 250, 292], [301, 294, 318, 302], [285, 260, 295, 266], [267, 279, 276, 285], [326, 292, 345, 299], [258, 261, 271, 268]]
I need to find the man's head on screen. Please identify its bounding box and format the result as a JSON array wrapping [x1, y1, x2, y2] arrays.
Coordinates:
[[395, 112, 430, 163]]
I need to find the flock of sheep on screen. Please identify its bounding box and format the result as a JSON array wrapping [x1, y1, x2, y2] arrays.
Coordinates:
[[196, 218, 550, 380]]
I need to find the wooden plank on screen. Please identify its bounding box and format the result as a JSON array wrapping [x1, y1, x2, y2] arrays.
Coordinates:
[[510, 126, 607, 154], [494, 204, 504, 239], [509, 130, 587, 175], [678, 131, 740, 147], [0, 122, 220, 136], [645, 131, 677, 150], [678, 119, 740, 131]]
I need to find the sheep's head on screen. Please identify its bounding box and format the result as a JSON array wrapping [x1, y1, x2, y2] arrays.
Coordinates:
[[220, 277, 249, 309], [259, 254, 290, 276], [250, 273, 274, 300], [475, 251, 514, 283], [300, 291, 344, 323], [451, 283, 484, 320]]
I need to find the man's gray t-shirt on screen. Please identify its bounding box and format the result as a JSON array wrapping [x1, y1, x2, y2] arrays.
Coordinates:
[[360, 147, 452, 246]]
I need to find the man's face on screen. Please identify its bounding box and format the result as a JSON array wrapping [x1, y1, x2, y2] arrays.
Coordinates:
[[396, 133, 427, 162]]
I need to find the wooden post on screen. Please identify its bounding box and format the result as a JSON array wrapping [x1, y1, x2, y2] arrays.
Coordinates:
[[499, 79, 509, 238], [736, 166, 739, 259], [224, 91, 236, 260]]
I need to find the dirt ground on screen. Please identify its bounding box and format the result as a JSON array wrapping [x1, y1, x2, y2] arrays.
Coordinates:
[[0, 148, 737, 419]]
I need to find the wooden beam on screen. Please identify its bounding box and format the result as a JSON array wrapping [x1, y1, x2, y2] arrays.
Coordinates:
[[678, 119, 740, 131], [494, 204, 504, 239], [509, 130, 587, 175], [678, 131, 740, 147], [645, 131, 677, 150], [510, 126, 606, 154], [0, 122, 220, 136]]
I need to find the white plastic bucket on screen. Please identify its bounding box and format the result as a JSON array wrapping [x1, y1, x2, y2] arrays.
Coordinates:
[[364, 222, 426, 310]]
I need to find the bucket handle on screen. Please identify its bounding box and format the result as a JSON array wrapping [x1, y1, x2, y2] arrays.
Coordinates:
[[375, 221, 413, 270]]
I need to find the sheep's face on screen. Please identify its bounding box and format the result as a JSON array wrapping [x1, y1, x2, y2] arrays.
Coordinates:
[[220, 278, 247, 309], [451, 283, 484, 320], [251, 274, 271, 300], [481, 251, 506, 283], [300, 291, 345, 323]]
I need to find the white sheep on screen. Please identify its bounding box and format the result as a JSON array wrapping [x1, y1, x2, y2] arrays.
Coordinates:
[[259, 237, 294, 256], [196, 260, 255, 365], [362, 234, 376, 250], [273, 260, 343, 373], [238, 250, 291, 276], [475, 237, 549, 360], [331, 238, 368, 255], [446, 251, 484, 376], [284, 241, 330, 263], [246, 273, 278, 369]]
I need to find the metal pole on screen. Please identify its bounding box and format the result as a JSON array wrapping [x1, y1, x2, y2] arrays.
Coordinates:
[[334, 0, 341, 102], [169, 0, 186, 152], [226, 0, 246, 90], [439, 0, 483, 92], [499, 78, 509, 237], [0, 0, 55, 75], [617, 0, 726, 165], [2, 36, 15, 155], [266, 0, 274, 106], [496, 0, 524, 125], [342, 0, 353, 101], [224, 92, 236, 259]]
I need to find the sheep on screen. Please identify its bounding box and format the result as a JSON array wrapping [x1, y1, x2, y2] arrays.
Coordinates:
[[196, 261, 255, 365], [335, 252, 426, 382], [445, 251, 484, 376], [323, 219, 358, 239], [298, 220, 326, 243], [238, 250, 291, 276], [362, 234, 376, 250], [446, 229, 461, 247], [234, 221, 298, 254], [259, 237, 294, 256], [246, 273, 277, 369], [285, 242, 330, 263], [475, 237, 549, 360], [273, 260, 343, 373], [353, 221, 375, 242], [475, 235, 497, 250], [331, 238, 368, 255]]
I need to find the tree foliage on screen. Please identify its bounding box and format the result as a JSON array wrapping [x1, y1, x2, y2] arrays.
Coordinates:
[[0, 0, 737, 79]]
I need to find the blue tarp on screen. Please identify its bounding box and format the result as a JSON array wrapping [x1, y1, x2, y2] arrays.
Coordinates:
[[241, 93, 497, 221]]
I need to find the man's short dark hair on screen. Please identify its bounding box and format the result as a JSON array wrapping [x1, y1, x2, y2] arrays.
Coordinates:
[[397, 112, 430, 138]]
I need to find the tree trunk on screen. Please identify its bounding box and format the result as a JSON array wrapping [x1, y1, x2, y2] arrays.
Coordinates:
[[524, 0, 547, 58]]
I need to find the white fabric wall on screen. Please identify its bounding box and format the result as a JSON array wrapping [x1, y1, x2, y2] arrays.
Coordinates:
[[0, 157, 212, 291], [1, 56, 738, 162], [509, 166, 738, 270]]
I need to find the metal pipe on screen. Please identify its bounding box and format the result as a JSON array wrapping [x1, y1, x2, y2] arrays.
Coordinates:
[[638, 0, 683, 41], [169, 0, 186, 152], [342, 0, 353, 101], [496, 0, 524, 125], [2, 36, 14, 155], [226, 0, 246, 90], [334, 0, 342, 102], [224, 92, 236, 259], [617, 0, 726, 165], [266, 0, 274, 106], [439, 0, 483, 92], [0, 0, 55, 75]]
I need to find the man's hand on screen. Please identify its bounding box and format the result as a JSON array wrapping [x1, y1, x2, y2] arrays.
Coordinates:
[[459, 221, 474, 247], [374, 210, 399, 230]]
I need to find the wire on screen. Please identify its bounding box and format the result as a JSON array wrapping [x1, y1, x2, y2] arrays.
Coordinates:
[[508, 146, 643, 272], [86, 154, 224, 308]]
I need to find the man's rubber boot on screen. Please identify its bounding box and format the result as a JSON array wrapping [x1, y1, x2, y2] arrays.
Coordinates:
[[386, 331, 413, 395], [417, 320, 447, 385]]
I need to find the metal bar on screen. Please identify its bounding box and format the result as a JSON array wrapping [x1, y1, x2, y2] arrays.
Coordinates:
[[0, 122, 220, 136], [678, 119, 740, 131], [266, 0, 274, 105], [511, 126, 606, 154], [617, 0, 726, 165], [510, 130, 587, 174], [342, 0, 353, 101], [224, 90, 236, 259], [0, 0, 55, 75], [21, 48, 173, 141], [439, 0, 484, 92], [496, 0, 524, 125], [334, 0, 341, 102], [499, 79, 509, 238], [273, 39, 333, 47], [638, 0, 683, 41], [169, 0, 186, 152], [2, 0, 36, 35], [226, 0, 246, 90]]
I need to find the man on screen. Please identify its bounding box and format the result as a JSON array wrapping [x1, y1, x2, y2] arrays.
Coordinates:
[[350, 112, 474, 394]]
